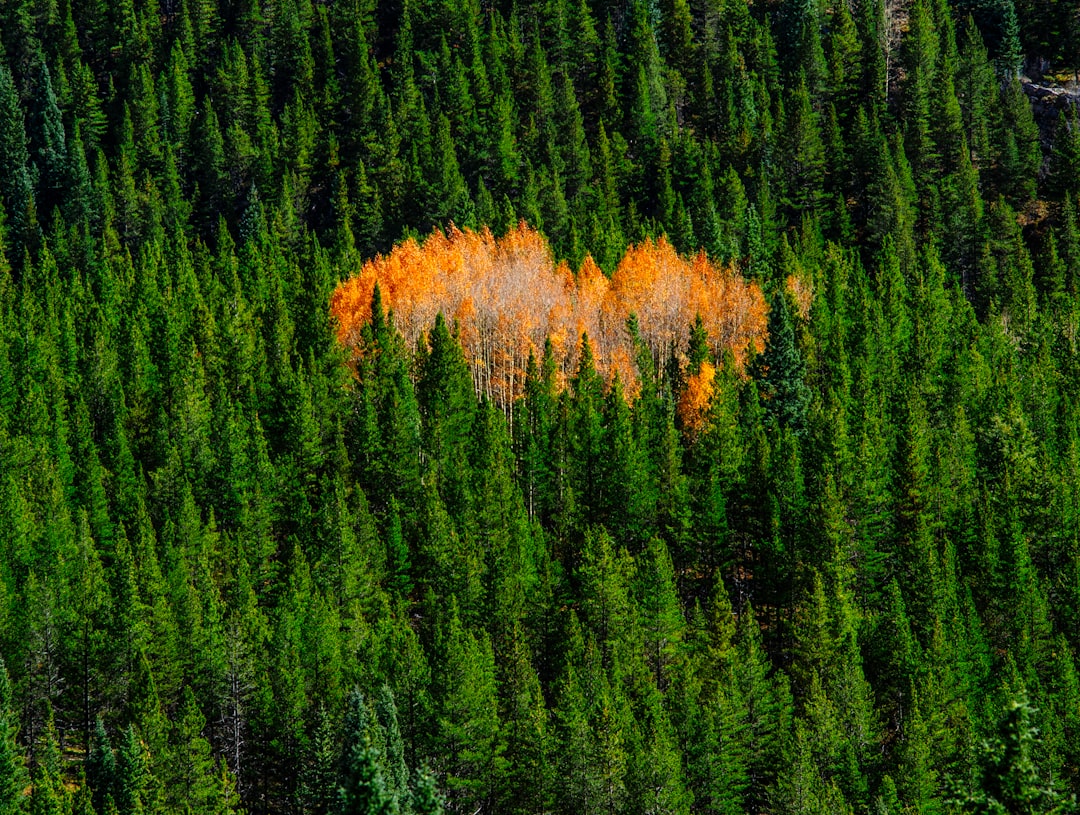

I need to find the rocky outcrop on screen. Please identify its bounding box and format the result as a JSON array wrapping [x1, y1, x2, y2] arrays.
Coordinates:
[[1022, 79, 1080, 126], [1021, 79, 1080, 154]]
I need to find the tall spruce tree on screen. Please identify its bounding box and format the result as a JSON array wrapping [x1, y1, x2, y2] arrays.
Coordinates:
[[0, 65, 35, 260]]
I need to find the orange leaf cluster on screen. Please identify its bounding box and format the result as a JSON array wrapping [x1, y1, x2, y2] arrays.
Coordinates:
[[677, 361, 716, 437], [330, 223, 768, 405]]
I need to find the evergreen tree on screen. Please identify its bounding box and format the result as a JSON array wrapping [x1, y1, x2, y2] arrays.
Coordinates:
[[410, 767, 443, 815], [1050, 109, 1080, 201], [434, 606, 505, 815], [759, 289, 810, 433], [0, 64, 36, 260], [30, 63, 68, 221], [86, 719, 116, 815], [417, 313, 475, 518], [166, 688, 221, 815], [114, 726, 148, 815], [636, 537, 684, 690], [734, 604, 793, 812], [955, 697, 1077, 814], [339, 690, 397, 815], [301, 705, 339, 815], [781, 74, 826, 219], [0, 660, 24, 815]]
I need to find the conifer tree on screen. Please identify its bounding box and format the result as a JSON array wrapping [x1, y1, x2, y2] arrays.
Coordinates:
[[759, 289, 810, 433], [30, 712, 66, 815], [410, 767, 443, 815], [626, 689, 692, 815], [993, 79, 1040, 206], [1059, 195, 1080, 297], [495, 622, 549, 815], [30, 63, 68, 221], [300, 705, 338, 815], [417, 313, 475, 518], [166, 688, 220, 815], [734, 604, 793, 813], [599, 375, 651, 544], [114, 726, 148, 815], [957, 21, 996, 173], [434, 606, 505, 815], [636, 537, 684, 690], [956, 697, 1076, 814], [0, 660, 24, 815], [1050, 109, 1080, 201], [781, 74, 826, 219], [339, 690, 397, 815], [87, 719, 116, 815], [0, 64, 36, 260], [567, 334, 604, 529]]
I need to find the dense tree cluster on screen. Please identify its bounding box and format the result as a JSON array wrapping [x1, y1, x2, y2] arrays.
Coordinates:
[[1, 0, 1080, 813], [330, 224, 768, 404]]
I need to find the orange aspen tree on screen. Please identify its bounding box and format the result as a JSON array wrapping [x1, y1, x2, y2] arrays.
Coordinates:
[[677, 360, 717, 437]]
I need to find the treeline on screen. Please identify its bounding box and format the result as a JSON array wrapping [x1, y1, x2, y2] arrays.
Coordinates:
[[1, 0, 1080, 813]]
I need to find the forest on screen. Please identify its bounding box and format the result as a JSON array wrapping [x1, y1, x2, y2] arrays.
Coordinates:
[[1, 0, 1080, 811]]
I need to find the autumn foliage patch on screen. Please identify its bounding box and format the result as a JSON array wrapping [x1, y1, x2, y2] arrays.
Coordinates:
[[331, 223, 768, 404]]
